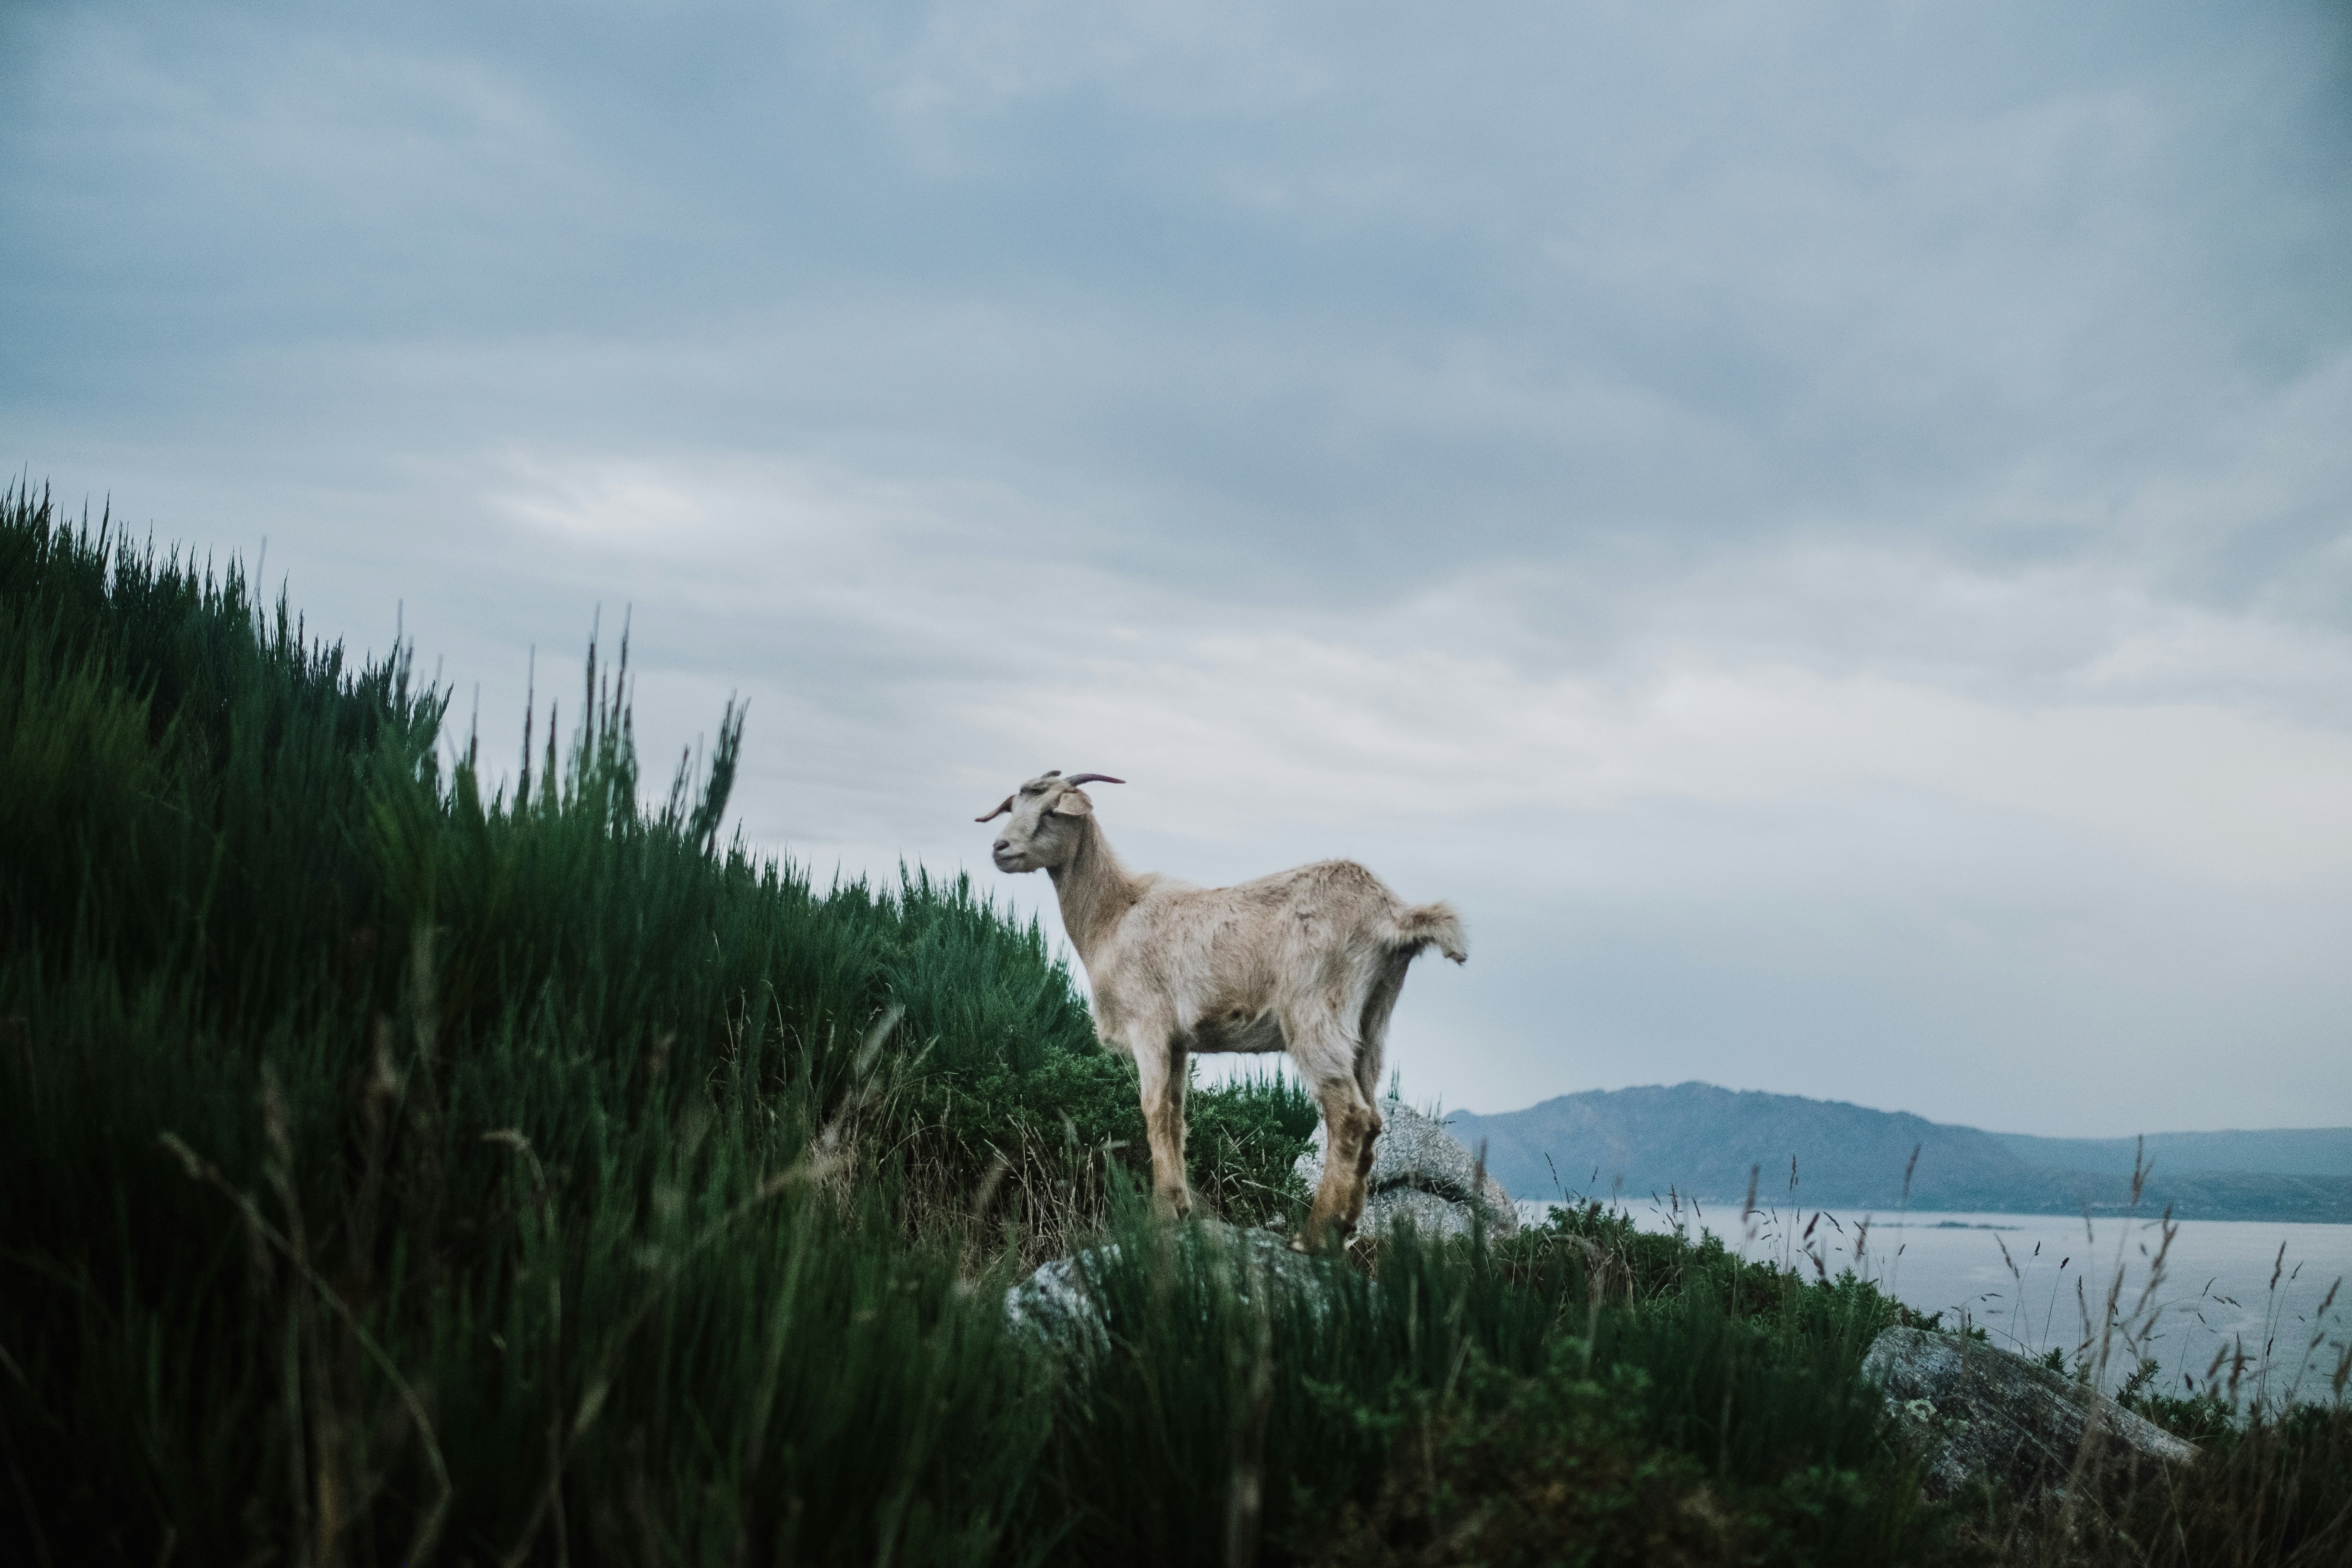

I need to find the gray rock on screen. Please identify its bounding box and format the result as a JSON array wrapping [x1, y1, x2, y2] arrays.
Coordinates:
[[1293, 1099, 1519, 1239], [1003, 1248, 1118, 1361], [1003, 1221, 1338, 1363], [1862, 1327, 2198, 1506], [1359, 1185, 1492, 1240]]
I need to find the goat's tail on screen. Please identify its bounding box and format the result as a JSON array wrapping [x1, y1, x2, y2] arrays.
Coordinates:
[[1387, 900, 1469, 965]]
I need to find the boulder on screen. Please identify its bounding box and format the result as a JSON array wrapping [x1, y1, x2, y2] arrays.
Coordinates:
[[1293, 1098, 1518, 1239], [1862, 1327, 2198, 1506], [1003, 1247, 1117, 1362], [1004, 1220, 1337, 1362]]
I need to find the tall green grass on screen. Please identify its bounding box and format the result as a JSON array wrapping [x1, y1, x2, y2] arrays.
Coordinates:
[[2, 482, 2343, 1566], [0, 483, 1097, 1562]]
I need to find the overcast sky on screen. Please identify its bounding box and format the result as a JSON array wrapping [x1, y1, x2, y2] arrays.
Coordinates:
[[7, 0, 2349, 1136]]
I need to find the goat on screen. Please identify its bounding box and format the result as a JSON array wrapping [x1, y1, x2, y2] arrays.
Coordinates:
[[980, 770, 1466, 1244]]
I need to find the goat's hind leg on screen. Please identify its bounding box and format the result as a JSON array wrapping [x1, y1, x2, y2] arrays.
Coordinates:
[[1293, 1013, 1378, 1247], [1351, 954, 1409, 1183], [1303, 1074, 1380, 1247]]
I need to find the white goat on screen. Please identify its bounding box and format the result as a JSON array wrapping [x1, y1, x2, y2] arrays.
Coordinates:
[[980, 770, 1466, 1243]]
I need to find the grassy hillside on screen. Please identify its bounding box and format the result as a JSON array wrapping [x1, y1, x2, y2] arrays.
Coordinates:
[[1454, 1084, 2352, 1222], [1, 484, 2344, 1567]]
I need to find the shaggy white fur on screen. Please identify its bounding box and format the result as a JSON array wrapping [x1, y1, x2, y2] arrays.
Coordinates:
[[981, 771, 1466, 1243]]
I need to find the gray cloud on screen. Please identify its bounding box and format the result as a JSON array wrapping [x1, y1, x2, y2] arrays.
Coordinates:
[[6, 0, 2349, 1134]]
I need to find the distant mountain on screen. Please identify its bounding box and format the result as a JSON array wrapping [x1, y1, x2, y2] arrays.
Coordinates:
[[1445, 1083, 2352, 1223]]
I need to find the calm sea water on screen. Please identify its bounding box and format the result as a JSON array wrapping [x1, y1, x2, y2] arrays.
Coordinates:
[[1517, 1199, 2352, 1407]]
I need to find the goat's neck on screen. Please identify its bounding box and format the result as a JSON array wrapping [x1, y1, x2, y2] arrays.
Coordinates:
[[1050, 818, 1140, 967]]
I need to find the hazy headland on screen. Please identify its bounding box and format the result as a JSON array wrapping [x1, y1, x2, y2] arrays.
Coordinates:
[[1452, 1082, 2352, 1223]]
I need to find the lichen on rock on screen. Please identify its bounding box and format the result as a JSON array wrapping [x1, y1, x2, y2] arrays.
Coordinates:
[[1863, 1326, 2197, 1507]]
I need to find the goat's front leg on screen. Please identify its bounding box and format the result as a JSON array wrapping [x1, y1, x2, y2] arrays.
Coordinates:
[[1131, 1033, 1193, 1220]]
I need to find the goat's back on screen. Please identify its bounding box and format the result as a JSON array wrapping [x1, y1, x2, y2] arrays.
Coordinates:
[[1110, 858, 1416, 985]]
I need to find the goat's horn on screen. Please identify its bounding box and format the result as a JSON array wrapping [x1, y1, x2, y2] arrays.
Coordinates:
[[976, 796, 1014, 822], [1060, 774, 1125, 787]]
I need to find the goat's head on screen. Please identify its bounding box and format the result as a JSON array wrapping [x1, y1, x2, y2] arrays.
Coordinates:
[[978, 770, 1123, 873]]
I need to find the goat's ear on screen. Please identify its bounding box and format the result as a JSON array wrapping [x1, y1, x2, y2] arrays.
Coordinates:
[[1050, 789, 1093, 818], [976, 796, 1014, 823]]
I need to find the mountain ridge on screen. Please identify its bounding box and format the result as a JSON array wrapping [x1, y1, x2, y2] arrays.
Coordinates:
[[1444, 1082, 2352, 1223]]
